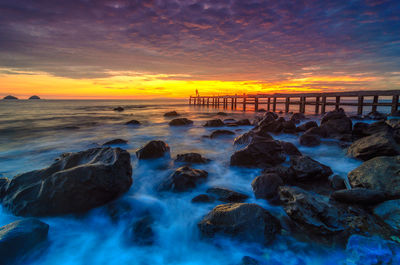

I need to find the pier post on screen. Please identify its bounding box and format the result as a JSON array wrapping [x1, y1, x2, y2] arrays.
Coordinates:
[[231, 98, 234, 109], [321, 96, 326, 114], [243, 94, 246, 111], [207, 98, 209, 106], [315, 96, 320, 114], [189, 97, 192, 105], [300, 97, 306, 113], [391, 95, 399, 114], [267, 98, 271, 111], [285, 97, 290, 113], [255, 97, 259, 111], [272, 97, 277, 112], [372, 96, 379, 112], [335, 96, 340, 110], [357, 96, 364, 115]]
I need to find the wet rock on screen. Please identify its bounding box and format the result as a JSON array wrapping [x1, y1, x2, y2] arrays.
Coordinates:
[[304, 126, 328, 138], [164, 111, 179, 117], [206, 187, 249, 203], [2, 147, 132, 216], [103, 138, 128, 146], [114, 107, 124, 112], [125, 119, 141, 125], [373, 199, 400, 231], [106, 199, 134, 223], [289, 155, 333, 182], [136, 140, 170, 160], [321, 108, 347, 123], [29, 95, 40, 100], [299, 133, 321, 147], [348, 156, 400, 196], [204, 119, 225, 127], [290, 113, 306, 124], [282, 120, 296, 133], [297, 121, 318, 132], [126, 216, 155, 246], [159, 166, 208, 192], [331, 188, 389, 205], [223, 118, 237, 125], [175, 153, 210, 164], [0, 177, 8, 200], [233, 130, 273, 146], [236, 119, 251, 126], [198, 203, 281, 244], [191, 194, 215, 203], [365, 111, 387, 120], [352, 122, 370, 139], [347, 132, 400, 160], [3, 95, 18, 100], [210, 129, 235, 139], [217, 112, 227, 116], [230, 139, 286, 168], [320, 109, 352, 137], [241, 256, 259, 265], [251, 173, 283, 203], [169, 118, 193, 126], [330, 175, 346, 190], [0, 219, 49, 264], [279, 141, 302, 156], [365, 120, 393, 135]]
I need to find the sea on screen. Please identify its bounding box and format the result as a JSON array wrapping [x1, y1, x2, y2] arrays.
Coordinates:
[[0, 99, 396, 265]]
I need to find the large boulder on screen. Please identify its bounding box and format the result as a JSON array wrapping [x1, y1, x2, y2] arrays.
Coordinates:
[[175, 153, 210, 164], [290, 113, 306, 124], [169, 118, 193, 126], [297, 121, 318, 132], [198, 203, 281, 244], [233, 130, 273, 146], [279, 141, 302, 156], [251, 173, 283, 203], [299, 133, 321, 147], [320, 109, 352, 137], [230, 139, 286, 168], [136, 140, 170, 160], [159, 166, 208, 192], [0, 219, 49, 264], [288, 156, 333, 182], [331, 188, 389, 205], [2, 147, 132, 216], [347, 132, 400, 161], [258, 119, 283, 134], [206, 187, 249, 203], [204, 119, 224, 127], [348, 156, 400, 196], [374, 199, 400, 231]]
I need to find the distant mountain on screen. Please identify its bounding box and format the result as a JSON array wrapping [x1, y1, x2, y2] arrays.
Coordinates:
[[3, 95, 18, 100], [29, 95, 41, 100]]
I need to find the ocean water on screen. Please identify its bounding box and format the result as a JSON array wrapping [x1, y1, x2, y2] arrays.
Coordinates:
[[0, 99, 392, 265]]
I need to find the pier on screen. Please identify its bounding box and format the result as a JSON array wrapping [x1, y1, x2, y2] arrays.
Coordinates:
[[189, 90, 400, 115]]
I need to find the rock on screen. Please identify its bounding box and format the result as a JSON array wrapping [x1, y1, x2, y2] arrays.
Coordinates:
[[164, 111, 179, 117], [352, 122, 370, 139], [259, 119, 283, 134], [106, 199, 134, 223], [321, 108, 347, 124], [233, 130, 273, 146], [191, 194, 215, 203], [290, 113, 306, 124], [198, 203, 281, 244], [206, 187, 249, 203], [125, 120, 141, 125], [282, 120, 296, 133], [289, 156, 333, 182], [330, 175, 346, 190], [126, 216, 154, 245], [159, 166, 208, 192], [347, 132, 400, 161], [136, 140, 170, 160], [331, 188, 389, 205], [279, 141, 302, 156], [169, 118, 193, 126], [113, 107, 124, 112], [304, 126, 328, 138], [374, 199, 400, 231], [0, 219, 49, 264], [175, 153, 210, 164], [263, 111, 278, 120], [236, 119, 251, 126], [230, 139, 286, 168], [297, 121, 318, 132], [241, 256, 259, 265], [29, 95, 40, 100], [210, 129, 235, 139], [103, 139, 128, 146], [321, 116, 352, 138], [365, 111, 387, 120], [204, 119, 224, 127], [348, 156, 400, 196], [217, 112, 227, 116], [0, 177, 8, 200], [365, 121, 393, 135], [3, 95, 18, 100], [251, 173, 283, 203], [2, 147, 132, 216], [386, 119, 400, 129], [223, 118, 237, 125], [299, 133, 321, 147]]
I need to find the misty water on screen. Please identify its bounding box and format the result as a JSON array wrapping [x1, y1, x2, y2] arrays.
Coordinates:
[[0, 99, 394, 265]]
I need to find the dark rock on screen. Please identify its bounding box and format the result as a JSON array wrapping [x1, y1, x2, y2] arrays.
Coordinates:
[[125, 120, 141, 125], [204, 119, 224, 127], [126, 216, 154, 245], [210, 129, 235, 139], [347, 132, 400, 160], [136, 140, 170, 160], [321, 116, 352, 138], [233, 130, 273, 146], [365, 111, 387, 120], [236, 119, 251, 126], [164, 111, 179, 117], [321, 108, 347, 124], [217, 112, 227, 116], [373, 199, 400, 231], [223, 118, 237, 125], [386, 119, 400, 129], [251, 173, 283, 203], [198, 203, 281, 244], [297, 121, 318, 132], [175, 153, 210, 164], [159, 166, 208, 192], [169, 118, 193, 126], [282, 120, 297, 133], [330, 175, 346, 190], [279, 141, 302, 156], [2, 147, 132, 216], [289, 156, 333, 182], [304, 126, 328, 138], [258, 119, 283, 134], [106, 200, 133, 223], [0, 219, 49, 264], [263, 111, 278, 120], [241, 256, 259, 265], [103, 139, 128, 146], [113, 107, 124, 112], [352, 122, 370, 139], [331, 188, 389, 205], [299, 133, 321, 147], [262, 165, 292, 183], [191, 194, 215, 203], [207, 187, 249, 203], [230, 139, 286, 168], [29, 95, 40, 100], [3, 95, 18, 100], [290, 113, 306, 124], [348, 156, 400, 196], [0, 177, 8, 200], [257, 109, 266, 112]]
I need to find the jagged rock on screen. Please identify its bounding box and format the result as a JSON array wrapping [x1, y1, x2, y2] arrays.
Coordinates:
[[136, 140, 170, 159], [0, 219, 49, 264], [330, 175, 346, 190], [233, 130, 273, 145], [320, 109, 352, 137], [169, 118, 193, 126], [348, 156, 400, 196], [299, 133, 321, 147], [206, 187, 248, 203], [2, 147, 132, 216], [175, 153, 210, 164], [164, 111, 179, 117], [290, 113, 306, 124], [374, 199, 400, 231], [289, 156, 333, 182], [297, 121, 318, 132], [125, 216, 155, 245], [210, 129, 235, 139], [125, 120, 141, 125], [113, 107, 124, 112], [204, 119, 224, 127], [331, 188, 389, 205], [198, 203, 281, 244], [191, 194, 215, 203], [103, 139, 128, 146], [279, 141, 302, 156], [158, 166, 208, 192], [251, 173, 283, 203]]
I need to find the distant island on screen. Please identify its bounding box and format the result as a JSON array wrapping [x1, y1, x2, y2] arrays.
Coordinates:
[[3, 95, 18, 100], [29, 95, 41, 100]]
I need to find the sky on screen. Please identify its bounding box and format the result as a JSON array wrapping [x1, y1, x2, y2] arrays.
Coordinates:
[[0, 0, 399, 99]]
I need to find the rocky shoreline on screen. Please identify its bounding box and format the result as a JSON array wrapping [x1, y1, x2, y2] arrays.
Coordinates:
[[1, 108, 400, 264]]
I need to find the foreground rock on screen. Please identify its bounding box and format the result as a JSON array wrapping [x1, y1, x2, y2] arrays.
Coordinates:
[[198, 203, 281, 244], [299, 133, 321, 147], [206, 187, 249, 202], [288, 155, 333, 182], [169, 118, 193, 126], [331, 188, 389, 205], [159, 166, 208, 192], [164, 111, 179, 117], [204, 119, 224, 127], [348, 156, 400, 196], [2, 147, 133, 216], [103, 139, 128, 146], [233, 130, 273, 146], [320, 109, 352, 138], [251, 173, 283, 203], [374, 199, 400, 231], [0, 219, 49, 264], [136, 140, 170, 160], [175, 153, 210, 164], [209, 129, 235, 139]]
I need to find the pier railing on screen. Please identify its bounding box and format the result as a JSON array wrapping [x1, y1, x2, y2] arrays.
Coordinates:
[[189, 90, 400, 115]]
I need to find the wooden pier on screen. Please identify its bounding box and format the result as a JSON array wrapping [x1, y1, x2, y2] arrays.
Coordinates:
[[189, 90, 400, 115]]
